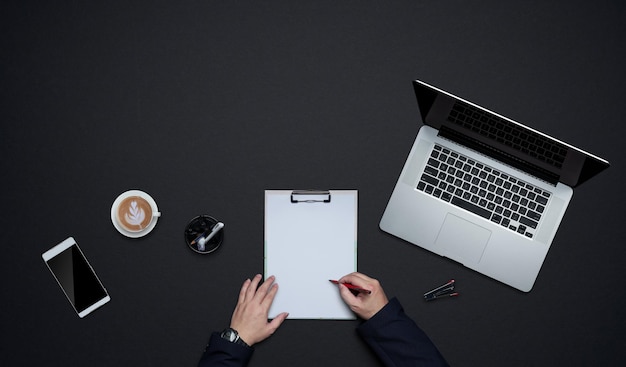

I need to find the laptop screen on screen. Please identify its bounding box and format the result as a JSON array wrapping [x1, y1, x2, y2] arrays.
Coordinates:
[[413, 80, 609, 187]]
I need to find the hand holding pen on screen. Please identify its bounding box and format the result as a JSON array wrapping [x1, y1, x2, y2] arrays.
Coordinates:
[[334, 272, 389, 320]]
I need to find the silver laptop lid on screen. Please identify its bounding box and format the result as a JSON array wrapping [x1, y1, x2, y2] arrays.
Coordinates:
[[413, 80, 610, 187]]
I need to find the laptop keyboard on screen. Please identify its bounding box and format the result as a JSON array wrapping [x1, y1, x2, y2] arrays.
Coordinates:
[[417, 144, 552, 239]]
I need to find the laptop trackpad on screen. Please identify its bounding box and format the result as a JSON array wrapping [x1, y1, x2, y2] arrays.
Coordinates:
[[435, 213, 492, 264]]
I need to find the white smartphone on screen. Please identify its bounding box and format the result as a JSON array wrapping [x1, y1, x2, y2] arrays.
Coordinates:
[[42, 237, 110, 318]]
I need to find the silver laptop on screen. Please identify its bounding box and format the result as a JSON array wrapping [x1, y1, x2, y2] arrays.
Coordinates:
[[380, 80, 610, 292]]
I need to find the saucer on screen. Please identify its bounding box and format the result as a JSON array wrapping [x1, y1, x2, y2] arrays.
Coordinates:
[[111, 190, 161, 238]]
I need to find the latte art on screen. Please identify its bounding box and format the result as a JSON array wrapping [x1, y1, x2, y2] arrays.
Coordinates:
[[117, 196, 154, 232], [125, 201, 146, 227]]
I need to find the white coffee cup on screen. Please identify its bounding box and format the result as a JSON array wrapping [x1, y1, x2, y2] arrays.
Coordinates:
[[111, 190, 161, 238]]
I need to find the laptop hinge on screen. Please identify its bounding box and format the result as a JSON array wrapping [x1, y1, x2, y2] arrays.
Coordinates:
[[438, 126, 560, 185]]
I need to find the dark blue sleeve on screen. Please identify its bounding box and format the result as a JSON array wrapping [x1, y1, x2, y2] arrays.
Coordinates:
[[197, 332, 254, 367], [357, 298, 449, 367]]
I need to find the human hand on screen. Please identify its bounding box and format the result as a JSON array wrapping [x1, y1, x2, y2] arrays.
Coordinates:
[[337, 272, 389, 320], [229, 274, 288, 346]]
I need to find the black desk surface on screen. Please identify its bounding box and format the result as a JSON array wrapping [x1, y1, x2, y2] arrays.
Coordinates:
[[2, 1, 624, 366]]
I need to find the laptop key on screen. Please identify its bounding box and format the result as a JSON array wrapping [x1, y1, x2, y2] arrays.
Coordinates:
[[451, 196, 491, 220], [421, 174, 439, 187], [519, 216, 538, 229], [526, 210, 541, 221], [428, 158, 440, 168], [424, 166, 438, 176], [491, 214, 502, 224]]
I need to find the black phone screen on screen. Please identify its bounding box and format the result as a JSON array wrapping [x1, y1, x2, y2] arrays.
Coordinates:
[[46, 244, 108, 313]]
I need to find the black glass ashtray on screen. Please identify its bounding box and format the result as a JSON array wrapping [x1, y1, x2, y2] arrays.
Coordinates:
[[184, 215, 224, 254]]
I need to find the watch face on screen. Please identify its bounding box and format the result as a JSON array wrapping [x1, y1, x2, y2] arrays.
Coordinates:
[[222, 328, 237, 342]]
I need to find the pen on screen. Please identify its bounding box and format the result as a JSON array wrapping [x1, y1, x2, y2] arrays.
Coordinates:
[[423, 279, 455, 296], [190, 230, 209, 245], [329, 280, 372, 294], [425, 292, 459, 301], [423, 279, 457, 301], [198, 222, 224, 248]]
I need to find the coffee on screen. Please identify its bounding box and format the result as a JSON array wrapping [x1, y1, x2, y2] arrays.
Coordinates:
[[116, 196, 154, 232]]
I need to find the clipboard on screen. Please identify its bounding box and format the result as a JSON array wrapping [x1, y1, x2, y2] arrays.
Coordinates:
[[264, 190, 358, 319]]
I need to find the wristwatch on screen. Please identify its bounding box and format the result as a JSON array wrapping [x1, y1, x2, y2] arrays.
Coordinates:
[[220, 327, 249, 347]]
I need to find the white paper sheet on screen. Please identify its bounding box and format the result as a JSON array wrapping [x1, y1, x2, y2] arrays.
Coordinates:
[[264, 190, 357, 319]]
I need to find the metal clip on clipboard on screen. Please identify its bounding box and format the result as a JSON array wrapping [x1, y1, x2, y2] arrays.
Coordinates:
[[290, 190, 331, 203]]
